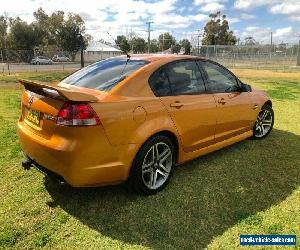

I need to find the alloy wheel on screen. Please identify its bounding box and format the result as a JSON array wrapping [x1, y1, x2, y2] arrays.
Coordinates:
[[254, 109, 273, 138], [141, 142, 172, 190]]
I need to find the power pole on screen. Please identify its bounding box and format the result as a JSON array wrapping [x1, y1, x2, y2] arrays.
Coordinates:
[[162, 33, 165, 52], [197, 29, 201, 55], [146, 21, 153, 54], [270, 31, 273, 58], [297, 35, 300, 66]]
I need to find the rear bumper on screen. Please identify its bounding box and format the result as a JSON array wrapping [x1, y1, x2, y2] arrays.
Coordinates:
[[22, 154, 66, 184], [17, 120, 136, 187]]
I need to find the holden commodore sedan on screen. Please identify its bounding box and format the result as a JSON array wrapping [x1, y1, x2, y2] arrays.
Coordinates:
[[17, 55, 274, 195]]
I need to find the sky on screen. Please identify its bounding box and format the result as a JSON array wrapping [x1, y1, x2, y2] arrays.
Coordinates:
[[1, 0, 300, 46]]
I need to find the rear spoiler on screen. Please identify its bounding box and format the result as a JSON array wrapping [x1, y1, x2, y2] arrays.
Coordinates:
[[19, 79, 98, 102]]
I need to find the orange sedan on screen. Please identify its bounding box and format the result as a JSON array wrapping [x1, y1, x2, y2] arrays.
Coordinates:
[[17, 55, 274, 195]]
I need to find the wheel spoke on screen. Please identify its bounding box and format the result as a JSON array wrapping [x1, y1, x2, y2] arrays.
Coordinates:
[[261, 110, 268, 120], [262, 120, 272, 125], [142, 162, 153, 172], [157, 169, 166, 177], [159, 163, 168, 172], [260, 125, 265, 135], [159, 150, 171, 163], [151, 170, 158, 187], [151, 145, 156, 161]]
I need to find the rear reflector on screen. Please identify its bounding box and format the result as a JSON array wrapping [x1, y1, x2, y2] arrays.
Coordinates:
[[57, 102, 101, 126]]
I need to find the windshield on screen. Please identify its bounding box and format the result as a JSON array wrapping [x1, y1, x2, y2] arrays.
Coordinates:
[[61, 58, 149, 91]]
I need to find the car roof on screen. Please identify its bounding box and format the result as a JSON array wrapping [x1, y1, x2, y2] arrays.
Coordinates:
[[115, 54, 204, 62]]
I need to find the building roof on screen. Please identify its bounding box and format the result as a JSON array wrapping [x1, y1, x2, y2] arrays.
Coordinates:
[[86, 41, 122, 52]]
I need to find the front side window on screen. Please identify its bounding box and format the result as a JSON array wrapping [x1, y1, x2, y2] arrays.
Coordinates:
[[62, 58, 149, 91], [167, 61, 205, 95], [200, 61, 239, 93]]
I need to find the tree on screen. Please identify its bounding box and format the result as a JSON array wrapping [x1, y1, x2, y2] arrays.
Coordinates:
[[56, 13, 89, 61], [115, 35, 130, 53], [0, 15, 8, 49], [179, 39, 191, 54], [158, 32, 176, 51], [130, 37, 146, 53], [171, 43, 181, 54], [33, 8, 65, 46], [148, 39, 159, 53], [202, 11, 236, 45], [9, 18, 44, 50], [244, 36, 257, 46]]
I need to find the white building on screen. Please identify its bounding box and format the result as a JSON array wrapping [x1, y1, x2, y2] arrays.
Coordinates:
[[76, 41, 123, 62]]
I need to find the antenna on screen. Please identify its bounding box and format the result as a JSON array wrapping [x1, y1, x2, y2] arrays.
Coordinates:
[[106, 31, 131, 59]]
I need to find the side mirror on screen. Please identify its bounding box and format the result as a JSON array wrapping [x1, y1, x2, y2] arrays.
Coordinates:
[[237, 78, 251, 92], [240, 83, 252, 92]]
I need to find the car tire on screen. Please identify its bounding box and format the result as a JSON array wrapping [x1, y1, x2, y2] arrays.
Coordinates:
[[252, 104, 274, 139], [129, 135, 175, 195]]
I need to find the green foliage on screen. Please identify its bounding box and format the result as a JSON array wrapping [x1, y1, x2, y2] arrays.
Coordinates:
[[158, 32, 176, 51], [8, 18, 44, 50], [115, 35, 130, 53], [202, 11, 237, 45], [0, 15, 8, 48], [57, 13, 88, 58], [130, 37, 146, 53], [149, 39, 160, 53], [3, 8, 89, 58], [179, 39, 191, 54], [171, 43, 181, 54]]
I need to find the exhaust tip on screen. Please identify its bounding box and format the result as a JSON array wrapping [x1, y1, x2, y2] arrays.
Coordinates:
[[22, 158, 32, 170]]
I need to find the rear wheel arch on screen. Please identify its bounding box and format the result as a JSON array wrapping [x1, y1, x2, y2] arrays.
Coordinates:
[[152, 130, 179, 163], [137, 130, 179, 164], [128, 130, 178, 194], [128, 130, 179, 177]]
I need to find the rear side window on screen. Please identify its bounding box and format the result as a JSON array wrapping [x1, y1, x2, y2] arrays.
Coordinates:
[[62, 58, 149, 91], [149, 68, 171, 96], [149, 60, 206, 96]]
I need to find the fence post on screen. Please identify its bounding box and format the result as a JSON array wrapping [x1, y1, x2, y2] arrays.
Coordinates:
[[297, 38, 300, 66], [7, 49, 10, 75]]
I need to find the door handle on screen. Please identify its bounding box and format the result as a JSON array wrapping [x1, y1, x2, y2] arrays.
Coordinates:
[[218, 98, 226, 105], [170, 101, 184, 109]]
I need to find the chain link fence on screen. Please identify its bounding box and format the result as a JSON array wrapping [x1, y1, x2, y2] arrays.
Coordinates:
[[0, 49, 82, 73], [1, 44, 300, 73], [192, 44, 300, 69]]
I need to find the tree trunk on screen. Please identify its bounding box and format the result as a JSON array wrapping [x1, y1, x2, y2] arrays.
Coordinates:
[[80, 48, 84, 68]]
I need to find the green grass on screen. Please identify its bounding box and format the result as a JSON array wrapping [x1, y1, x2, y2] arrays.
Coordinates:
[[0, 71, 72, 89], [0, 70, 299, 249]]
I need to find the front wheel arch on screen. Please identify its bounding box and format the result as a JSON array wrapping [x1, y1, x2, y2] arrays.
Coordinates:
[[264, 100, 272, 107]]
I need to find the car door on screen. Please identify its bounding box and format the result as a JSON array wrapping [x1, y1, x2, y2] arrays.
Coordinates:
[[149, 60, 217, 153], [198, 60, 256, 142]]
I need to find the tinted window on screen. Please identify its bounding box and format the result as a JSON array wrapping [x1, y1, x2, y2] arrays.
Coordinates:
[[149, 68, 171, 96], [62, 58, 149, 91], [167, 61, 205, 95], [200, 61, 238, 93]]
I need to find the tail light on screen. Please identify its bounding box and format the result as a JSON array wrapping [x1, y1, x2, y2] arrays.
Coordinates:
[[57, 102, 101, 126]]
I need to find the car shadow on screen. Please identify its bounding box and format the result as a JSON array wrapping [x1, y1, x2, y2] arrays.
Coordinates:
[[45, 129, 300, 249]]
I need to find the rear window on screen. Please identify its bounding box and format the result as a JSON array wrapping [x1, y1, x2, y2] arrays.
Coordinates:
[[61, 58, 149, 91]]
